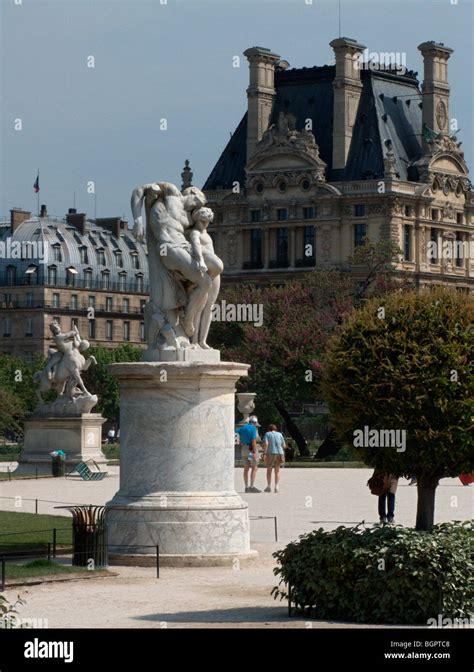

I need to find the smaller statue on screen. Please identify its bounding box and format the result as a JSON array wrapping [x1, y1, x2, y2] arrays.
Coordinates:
[[34, 322, 98, 415]]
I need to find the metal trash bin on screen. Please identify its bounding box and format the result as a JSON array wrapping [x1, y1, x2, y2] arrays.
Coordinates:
[[60, 505, 108, 567], [50, 450, 66, 477]]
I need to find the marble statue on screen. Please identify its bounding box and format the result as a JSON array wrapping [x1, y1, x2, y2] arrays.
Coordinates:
[[33, 322, 98, 415], [131, 182, 223, 356]]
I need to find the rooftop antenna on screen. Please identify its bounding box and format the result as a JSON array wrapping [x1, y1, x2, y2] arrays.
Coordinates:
[[94, 193, 97, 221], [338, 0, 341, 38], [73, 190, 76, 209]]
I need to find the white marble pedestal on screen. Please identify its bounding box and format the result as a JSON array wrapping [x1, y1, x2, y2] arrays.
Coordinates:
[[21, 414, 107, 472], [106, 361, 258, 566]]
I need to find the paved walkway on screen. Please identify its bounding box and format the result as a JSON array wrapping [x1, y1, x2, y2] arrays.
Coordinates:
[[1, 466, 472, 628]]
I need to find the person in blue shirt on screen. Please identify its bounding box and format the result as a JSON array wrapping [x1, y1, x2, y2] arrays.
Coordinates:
[[262, 424, 286, 493], [235, 415, 261, 493]]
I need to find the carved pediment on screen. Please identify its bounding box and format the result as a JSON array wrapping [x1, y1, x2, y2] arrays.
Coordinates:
[[410, 131, 470, 190], [246, 111, 327, 180]]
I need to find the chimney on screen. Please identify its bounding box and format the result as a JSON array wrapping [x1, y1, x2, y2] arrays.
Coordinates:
[[96, 217, 123, 238], [330, 37, 366, 171], [66, 212, 88, 235], [244, 47, 281, 161], [40, 204, 48, 218], [418, 41, 453, 150], [10, 208, 31, 233]]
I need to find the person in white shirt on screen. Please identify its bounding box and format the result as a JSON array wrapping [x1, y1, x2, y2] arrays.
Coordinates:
[[262, 424, 286, 493]]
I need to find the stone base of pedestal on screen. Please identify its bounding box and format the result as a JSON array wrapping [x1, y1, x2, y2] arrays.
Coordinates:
[[106, 360, 256, 566], [21, 414, 107, 467]]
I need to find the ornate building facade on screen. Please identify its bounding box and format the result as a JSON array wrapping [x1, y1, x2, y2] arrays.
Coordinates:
[[203, 39, 473, 290], [0, 207, 149, 360]]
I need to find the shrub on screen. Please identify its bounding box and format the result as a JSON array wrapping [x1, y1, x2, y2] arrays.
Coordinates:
[[272, 521, 473, 624]]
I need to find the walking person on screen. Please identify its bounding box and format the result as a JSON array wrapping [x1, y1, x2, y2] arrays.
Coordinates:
[[236, 415, 261, 493], [368, 470, 399, 524], [107, 426, 116, 445], [262, 424, 286, 493]]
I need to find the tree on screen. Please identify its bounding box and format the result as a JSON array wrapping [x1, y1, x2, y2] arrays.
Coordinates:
[[0, 387, 26, 439], [322, 288, 474, 530], [209, 270, 354, 454], [82, 343, 142, 424]]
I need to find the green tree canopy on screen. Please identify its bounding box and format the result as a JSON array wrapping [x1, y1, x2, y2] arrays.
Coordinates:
[[322, 288, 474, 530]]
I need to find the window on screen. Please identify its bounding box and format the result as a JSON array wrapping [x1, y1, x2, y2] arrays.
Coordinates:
[[456, 212, 464, 225], [140, 322, 145, 342], [430, 229, 438, 264], [131, 253, 140, 270], [53, 316, 61, 325], [277, 228, 289, 265], [301, 179, 311, 191], [97, 248, 105, 265], [47, 266, 57, 285], [277, 208, 288, 221], [88, 296, 96, 308], [6, 266, 17, 286], [84, 269, 92, 288], [25, 265, 38, 284], [136, 275, 144, 292], [303, 226, 315, 261], [3, 318, 11, 337], [431, 209, 440, 221], [26, 292, 33, 308], [250, 229, 262, 265], [52, 293, 60, 308], [115, 251, 123, 268], [303, 207, 315, 220], [52, 244, 62, 262], [106, 320, 113, 340], [88, 320, 96, 339], [123, 321, 130, 341], [25, 317, 33, 336], [140, 299, 146, 313], [71, 295, 78, 310], [404, 205, 412, 217], [119, 273, 127, 291], [79, 246, 88, 264], [66, 268, 77, 287], [255, 182, 264, 194], [102, 271, 110, 290], [354, 223, 367, 248], [123, 298, 130, 312], [354, 204, 366, 217], [455, 232, 463, 268], [250, 210, 261, 223], [106, 297, 113, 312], [403, 225, 412, 261], [277, 181, 287, 193]]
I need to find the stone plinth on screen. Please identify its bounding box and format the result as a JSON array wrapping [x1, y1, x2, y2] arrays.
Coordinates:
[[21, 414, 107, 468], [106, 361, 257, 566]]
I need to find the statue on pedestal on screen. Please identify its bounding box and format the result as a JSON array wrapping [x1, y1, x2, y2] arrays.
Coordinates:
[[131, 182, 224, 357], [33, 322, 98, 415]]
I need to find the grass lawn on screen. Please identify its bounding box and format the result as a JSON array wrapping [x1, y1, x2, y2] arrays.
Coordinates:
[[5, 559, 88, 580], [0, 511, 72, 548]]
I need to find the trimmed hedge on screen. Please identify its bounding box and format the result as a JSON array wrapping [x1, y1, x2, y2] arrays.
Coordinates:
[[272, 521, 473, 624]]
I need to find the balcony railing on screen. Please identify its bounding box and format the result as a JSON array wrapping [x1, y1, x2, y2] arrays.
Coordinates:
[[0, 300, 145, 314], [0, 274, 149, 294]]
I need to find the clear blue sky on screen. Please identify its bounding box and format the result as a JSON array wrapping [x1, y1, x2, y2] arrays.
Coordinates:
[[0, 0, 472, 222]]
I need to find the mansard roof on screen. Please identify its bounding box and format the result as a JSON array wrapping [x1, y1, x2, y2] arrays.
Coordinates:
[[203, 64, 423, 189]]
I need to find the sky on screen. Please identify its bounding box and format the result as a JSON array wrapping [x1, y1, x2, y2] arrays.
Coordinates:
[[0, 0, 472, 223]]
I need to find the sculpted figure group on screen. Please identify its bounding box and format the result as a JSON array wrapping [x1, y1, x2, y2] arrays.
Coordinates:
[[131, 182, 224, 352]]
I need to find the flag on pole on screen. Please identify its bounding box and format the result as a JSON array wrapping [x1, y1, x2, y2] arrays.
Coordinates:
[[33, 174, 40, 193]]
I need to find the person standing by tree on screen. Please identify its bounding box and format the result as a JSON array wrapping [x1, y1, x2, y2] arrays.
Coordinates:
[[236, 416, 261, 493], [262, 424, 286, 493]]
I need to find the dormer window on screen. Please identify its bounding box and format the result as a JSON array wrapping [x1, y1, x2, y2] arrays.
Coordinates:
[[79, 246, 88, 264], [102, 270, 110, 290], [131, 252, 140, 270], [97, 248, 105, 265], [119, 272, 127, 291], [84, 268, 93, 288], [52, 244, 62, 262], [6, 266, 17, 286], [47, 265, 57, 285], [115, 251, 123, 268], [136, 274, 144, 292]]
